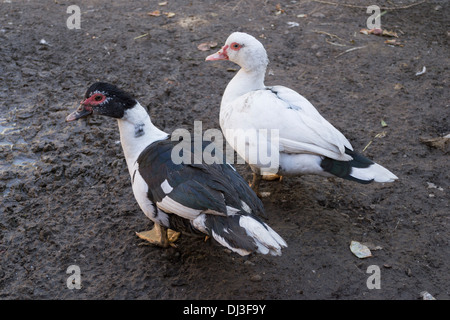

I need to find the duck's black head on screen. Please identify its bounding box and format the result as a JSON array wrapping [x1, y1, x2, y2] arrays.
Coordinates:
[[66, 82, 137, 121]]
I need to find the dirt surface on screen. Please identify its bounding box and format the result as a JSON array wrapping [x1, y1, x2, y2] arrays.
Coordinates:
[[1, 0, 449, 300]]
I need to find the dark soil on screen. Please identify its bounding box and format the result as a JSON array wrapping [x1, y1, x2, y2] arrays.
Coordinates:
[[1, 0, 448, 300]]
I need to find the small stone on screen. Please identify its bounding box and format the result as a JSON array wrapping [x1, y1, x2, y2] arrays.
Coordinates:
[[250, 274, 262, 282], [311, 12, 325, 18], [420, 291, 436, 300]]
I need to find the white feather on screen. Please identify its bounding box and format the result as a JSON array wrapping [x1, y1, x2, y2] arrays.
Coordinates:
[[239, 215, 287, 255], [240, 201, 252, 213], [351, 163, 398, 183], [192, 214, 207, 233], [160, 179, 173, 194], [157, 196, 202, 220], [226, 206, 240, 215]]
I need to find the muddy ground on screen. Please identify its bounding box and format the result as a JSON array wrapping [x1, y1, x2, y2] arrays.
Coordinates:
[[0, 0, 448, 300]]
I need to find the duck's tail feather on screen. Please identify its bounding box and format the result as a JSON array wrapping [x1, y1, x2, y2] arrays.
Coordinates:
[[320, 147, 398, 184], [194, 213, 287, 256]]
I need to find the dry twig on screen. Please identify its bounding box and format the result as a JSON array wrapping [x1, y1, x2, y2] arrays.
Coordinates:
[[335, 45, 366, 58]]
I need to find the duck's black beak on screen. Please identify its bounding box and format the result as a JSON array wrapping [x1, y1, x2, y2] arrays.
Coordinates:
[[66, 103, 93, 122]]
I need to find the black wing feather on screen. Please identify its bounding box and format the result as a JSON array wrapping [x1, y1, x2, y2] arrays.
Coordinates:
[[137, 137, 264, 217]]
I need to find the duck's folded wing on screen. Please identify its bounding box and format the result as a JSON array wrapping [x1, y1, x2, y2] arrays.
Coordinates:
[[137, 139, 264, 220], [228, 86, 354, 161]]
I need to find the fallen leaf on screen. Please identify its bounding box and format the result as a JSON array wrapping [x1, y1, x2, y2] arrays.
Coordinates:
[[420, 291, 436, 300], [360, 28, 369, 35], [394, 83, 404, 90], [350, 241, 372, 259], [385, 39, 404, 47], [275, 3, 285, 14], [158, 1, 167, 5], [163, 77, 177, 85], [148, 10, 161, 16], [360, 28, 382, 35], [197, 41, 218, 51], [426, 182, 443, 191], [381, 119, 388, 127], [371, 28, 383, 35], [360, 28, 398, 37], [382, 29, 398, 37], [426, 182, 437, 189], [197, 43, 210, 51], [165, 12, 176, 18], [420, 134, 450, 153]]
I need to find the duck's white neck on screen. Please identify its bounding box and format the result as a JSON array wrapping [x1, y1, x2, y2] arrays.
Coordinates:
[[221, 66, 267, 106], [117, 102, 168, 176]]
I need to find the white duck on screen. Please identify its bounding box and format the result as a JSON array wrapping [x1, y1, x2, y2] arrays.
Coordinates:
[[66, 82, 286, 256], [206, 32, 398, 194]]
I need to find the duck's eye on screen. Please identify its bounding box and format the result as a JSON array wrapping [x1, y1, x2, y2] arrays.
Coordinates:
[[230, 42, 241, 51], [94, 95, 103, 101]]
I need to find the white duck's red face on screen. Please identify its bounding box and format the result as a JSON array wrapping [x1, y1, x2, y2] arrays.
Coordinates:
[[205, 41, 244, 61], [205, 32, 268, 71], [66, 82, 137, 121]]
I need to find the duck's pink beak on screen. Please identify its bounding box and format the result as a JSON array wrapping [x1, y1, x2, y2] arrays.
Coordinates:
[[205, 45, 229, 61], [66, 101, 93, 122]]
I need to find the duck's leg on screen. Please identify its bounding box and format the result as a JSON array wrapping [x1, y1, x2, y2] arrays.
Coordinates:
[[167, 229, 181, 244], [251, 172, 282, 198], [250, 173, 262, 197], [136, 223, 180, 248]]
